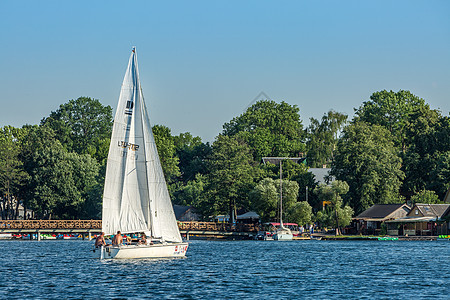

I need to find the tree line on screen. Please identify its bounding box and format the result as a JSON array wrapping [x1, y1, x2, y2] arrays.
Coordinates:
[[1, 91, 449, 233]]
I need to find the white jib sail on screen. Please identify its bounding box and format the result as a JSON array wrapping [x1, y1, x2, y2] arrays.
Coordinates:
[[102, 48, 182, 243]]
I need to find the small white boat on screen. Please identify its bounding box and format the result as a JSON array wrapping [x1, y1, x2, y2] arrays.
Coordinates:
[[94, 47, 188, 259], [0, 233, 12, 240], [262, 157, 296, 241], [273, 227, 293, 240]]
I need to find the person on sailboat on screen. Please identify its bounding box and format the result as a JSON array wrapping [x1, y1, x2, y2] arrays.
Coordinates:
[[112, 231, 123, 246], [95, 232, 106, 248], [138, 234, 147, 245]]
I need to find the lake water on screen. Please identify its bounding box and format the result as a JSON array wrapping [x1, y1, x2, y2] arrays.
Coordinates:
[[0, 239, 448, 299]]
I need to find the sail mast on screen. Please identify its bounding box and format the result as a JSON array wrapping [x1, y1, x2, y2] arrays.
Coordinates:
[[279, 161, 283, 228], [132, 47, 151, 235]]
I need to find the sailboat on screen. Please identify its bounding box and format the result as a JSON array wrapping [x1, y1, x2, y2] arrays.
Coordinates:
[[263, 157, 295, 241], [93, 47, 188, 259], [272, 160, 293, 241]]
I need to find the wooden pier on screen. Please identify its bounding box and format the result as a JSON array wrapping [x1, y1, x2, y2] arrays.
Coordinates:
[[178, 221, 259, 240], [0, 220, 102, 231], [0, 220, 102, 241], [0, 220, 260, 240]]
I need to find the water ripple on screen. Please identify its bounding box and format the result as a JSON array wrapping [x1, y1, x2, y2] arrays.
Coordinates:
[[0, 239, 448, 299]]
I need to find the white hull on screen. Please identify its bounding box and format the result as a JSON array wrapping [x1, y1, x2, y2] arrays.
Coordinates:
[[273, 228, 293, 240], [92, 242, 188, 259], [273, 233, 293, 240], [0, 233, 12, 239]]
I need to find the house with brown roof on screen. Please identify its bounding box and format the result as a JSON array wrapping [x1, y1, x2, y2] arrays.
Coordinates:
[[386, 203, 450, 236], [352, 204, 410, 235]]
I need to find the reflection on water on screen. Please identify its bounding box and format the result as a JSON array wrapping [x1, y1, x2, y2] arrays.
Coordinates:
[[0, 239, 448, 299]]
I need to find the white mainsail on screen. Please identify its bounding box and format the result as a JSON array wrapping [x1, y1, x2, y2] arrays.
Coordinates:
[[101, 48, 182, 244]]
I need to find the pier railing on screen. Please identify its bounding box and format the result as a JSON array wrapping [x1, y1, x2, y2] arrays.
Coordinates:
[[0, 220, 101, 230], [0, 220, 259, 233], [178, 221, 260, 232]]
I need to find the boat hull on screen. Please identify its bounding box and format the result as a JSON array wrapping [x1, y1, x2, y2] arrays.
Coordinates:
[[92, 242, 189, 259], [273, 233, 293, 240], [273, 228, 293, 240]]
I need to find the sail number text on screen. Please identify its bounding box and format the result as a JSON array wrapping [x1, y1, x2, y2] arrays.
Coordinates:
[[118, 141, 139, 151]]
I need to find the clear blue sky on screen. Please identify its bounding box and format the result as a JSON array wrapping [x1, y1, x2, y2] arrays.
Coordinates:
[[1, 0, 449, 142]]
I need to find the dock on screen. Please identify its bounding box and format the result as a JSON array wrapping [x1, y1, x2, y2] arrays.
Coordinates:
[[0, 220, 101, 241], [2, 220, 445, 241], [178, 221, 259, 240], [0, 220, 259, 240]]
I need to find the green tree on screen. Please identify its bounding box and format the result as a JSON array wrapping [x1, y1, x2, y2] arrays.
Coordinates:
[[250, 178, 278, 222], [314, 181, 353, 235], [402, 115, 450, 198], [315, 209, 333, 229], [260, 158, 315, 205], [173, 174, 207, 207], [404, 105, 442, 154], [152, 125, 181, 186], [354, 90, 450, 199], [331, 122, 404, 214], [19, 125, 56, 218], [223, 100, 306, 161], [173, 132, 211, 183], [429, 151, 450, 197], [19, 125, 99, 219], [25, 139, 72, 219], [52, 151, 100, 219], [354, 90, 430, 152], [81, 163, 106, 219], [41, 97, 113, 163], [410, 190, 442, 205], [0, 126, 29, 219], [250, 177, 299, 223], [205, 135, 259, 220], [284, 165, 317, 207], [286, 201, 312, 226], [275, 178, 299, 223], [306, 110, 347, 167]]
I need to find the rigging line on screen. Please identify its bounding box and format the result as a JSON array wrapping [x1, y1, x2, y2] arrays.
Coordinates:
[[138, 79, 155, 237]]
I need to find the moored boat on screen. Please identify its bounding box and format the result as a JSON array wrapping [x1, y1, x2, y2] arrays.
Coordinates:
[[0, 233, 13, 240], [273, 227, 294, 240]]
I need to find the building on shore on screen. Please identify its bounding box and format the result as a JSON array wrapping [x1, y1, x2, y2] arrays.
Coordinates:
[[351, 204, 410, 235], [441, 206, 450, 235], [385, 203, 450, 236], [236, 211, 260, 224]]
